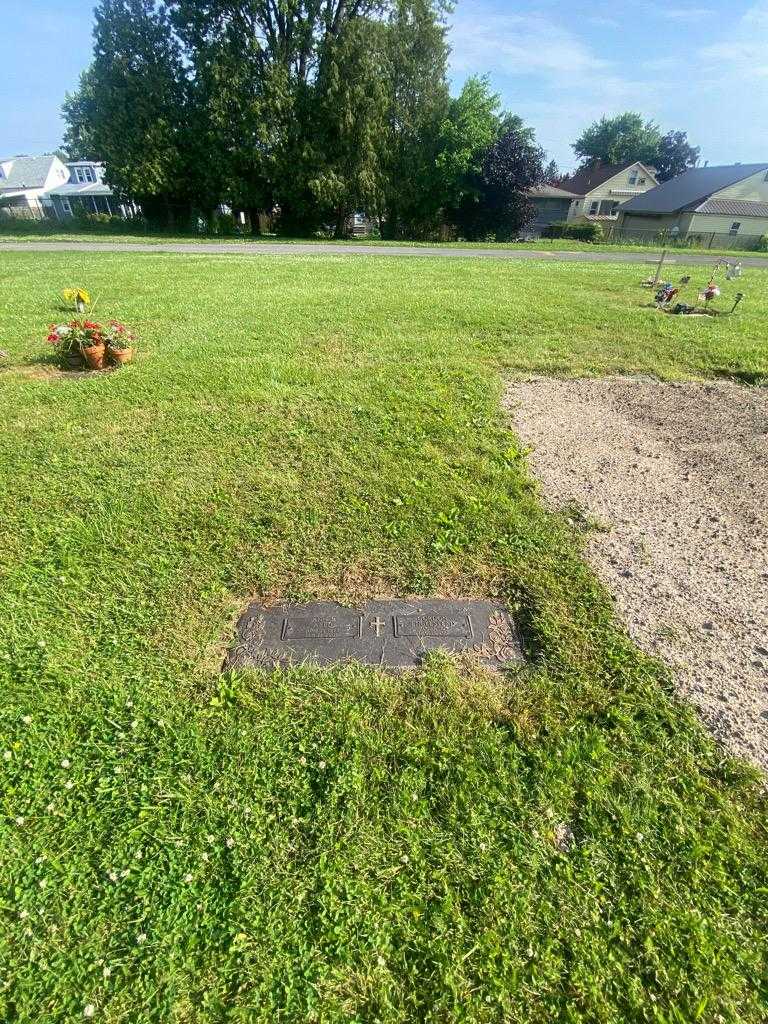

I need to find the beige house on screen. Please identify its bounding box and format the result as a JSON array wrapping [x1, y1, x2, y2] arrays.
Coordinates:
[[560, 161, 659, 222], [618, 163, 768, 241]]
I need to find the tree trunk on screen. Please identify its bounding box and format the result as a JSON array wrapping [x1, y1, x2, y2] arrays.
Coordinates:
[[247, 207, 261, 236], [334, 209, 348, 239]]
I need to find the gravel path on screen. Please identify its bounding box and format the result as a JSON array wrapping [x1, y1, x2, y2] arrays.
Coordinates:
[[2, 240, 768, 267], [507, 376, 768, 772]]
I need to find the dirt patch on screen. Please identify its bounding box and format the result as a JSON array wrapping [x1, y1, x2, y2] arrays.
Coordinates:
[[507, 376, 768, 772]]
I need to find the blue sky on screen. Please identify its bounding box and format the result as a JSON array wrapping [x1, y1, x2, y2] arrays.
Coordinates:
[[1, 0, 765, 171]]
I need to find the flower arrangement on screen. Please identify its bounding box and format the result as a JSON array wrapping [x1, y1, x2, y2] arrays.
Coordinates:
[[62, 288, 91, 313], [46, 318, 136, 370], [104, 321, 135, 351], [104, 321, 136, 365]]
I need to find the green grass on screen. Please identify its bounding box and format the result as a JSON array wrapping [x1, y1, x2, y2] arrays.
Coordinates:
[[1, 252, 766, 1022], [1, 226, 764, 259]]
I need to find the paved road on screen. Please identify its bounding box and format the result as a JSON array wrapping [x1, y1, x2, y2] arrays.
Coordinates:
[[2, 240, 768, 267]]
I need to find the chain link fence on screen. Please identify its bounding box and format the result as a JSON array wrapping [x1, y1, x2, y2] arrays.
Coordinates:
[[603, 224, 767, 253]]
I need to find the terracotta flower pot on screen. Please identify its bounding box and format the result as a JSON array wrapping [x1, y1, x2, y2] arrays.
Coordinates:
[[82, 343, 107, 370], [108, 346, 134, 366]]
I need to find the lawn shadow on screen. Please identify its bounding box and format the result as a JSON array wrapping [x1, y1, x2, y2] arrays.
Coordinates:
[[712, 368, 768, 387]]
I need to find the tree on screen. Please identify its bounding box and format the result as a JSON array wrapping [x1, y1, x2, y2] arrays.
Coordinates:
[[573, 112, 661, 168], [436, 76, 505, 213], [449, 122, 544, 241], [64, 0, 199, 225], [542, 159, 560, 184], [379, 0, 452, 238], [571, 112, 702, 182], [62, 68, 100, 162], [309, 18, 391, 236], [655, 130, 700, 181]]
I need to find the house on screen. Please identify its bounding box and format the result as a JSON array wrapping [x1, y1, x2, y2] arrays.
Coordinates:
[[617, 163, 768, 242], [527, 183, 581, 233], [559, 161, 659, 222], [46, 161, 128, 220], [0, 155, 69, 218]]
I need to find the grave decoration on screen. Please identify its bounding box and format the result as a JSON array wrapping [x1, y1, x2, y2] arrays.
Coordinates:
[[226, 599, 525, 672], [46, 319, 136, 370], [643, 254, 746, 317], [61, 288, 91, 314]]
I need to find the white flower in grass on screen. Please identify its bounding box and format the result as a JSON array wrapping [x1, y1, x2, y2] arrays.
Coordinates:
[[206, 834, 215, 844], [108, 871, 118, 883], [377, 955, 386, 967], [136, 933, 147, 945], [400, 854, 409, 864], [299, 756, 307, 766], [15, 817, 25, 827], [225, 837, 235, 849], [130, 720, 138, 730], [38, 879, 47, 889], [19, 910, 29, 920], [201, 852, 209, 863], [83, 1004, 95, 1018], [3, 751, 11, 761], [46, 803, 55, 813], [318, 760, 326, 770], [184, 873, 193, 883], [64, 780, 73, 790], [22, 715, 32, 726], [103, 966, 111, 979], [61, 759, 70, 769]]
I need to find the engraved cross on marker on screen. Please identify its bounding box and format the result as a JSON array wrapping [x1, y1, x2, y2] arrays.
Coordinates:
[[370, 616, 386, 637]]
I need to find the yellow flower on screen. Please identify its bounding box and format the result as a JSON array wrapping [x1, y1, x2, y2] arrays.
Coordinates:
[[62, 288, 91, 305]]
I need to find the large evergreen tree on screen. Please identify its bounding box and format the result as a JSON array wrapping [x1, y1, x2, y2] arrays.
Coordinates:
[[63, 0, 548, 237]]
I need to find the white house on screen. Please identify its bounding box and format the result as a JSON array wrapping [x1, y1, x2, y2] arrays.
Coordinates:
[[0, 155, 131, 221], [46, 161, 128, 219], [0, 155, 69, 218], [559, 161, 659, 222]]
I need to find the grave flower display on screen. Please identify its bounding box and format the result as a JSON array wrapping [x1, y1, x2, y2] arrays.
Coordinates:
[[104, 321, 136, 365], [62, 288, 91, 314], [46, 319, 136, 370]]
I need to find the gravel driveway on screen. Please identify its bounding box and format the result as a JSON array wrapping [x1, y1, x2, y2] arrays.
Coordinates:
[[507, 376, 768, 772]]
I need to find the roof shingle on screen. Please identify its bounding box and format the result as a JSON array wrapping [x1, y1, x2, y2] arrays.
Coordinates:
[[621, 163, 768, 215], [0, 156, 57, 191]]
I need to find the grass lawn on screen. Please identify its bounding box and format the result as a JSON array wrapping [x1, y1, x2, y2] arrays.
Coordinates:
[[0, 227, 764, 260], [1, 251, 767, 1023]]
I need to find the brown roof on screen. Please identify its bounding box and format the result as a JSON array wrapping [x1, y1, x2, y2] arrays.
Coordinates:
[[558, 161, 653, 197], [694, 198, 768, 217], [529, 183, 581, 199]]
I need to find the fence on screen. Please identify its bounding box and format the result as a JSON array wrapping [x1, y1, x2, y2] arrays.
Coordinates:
[[602, 224, 766, 253]]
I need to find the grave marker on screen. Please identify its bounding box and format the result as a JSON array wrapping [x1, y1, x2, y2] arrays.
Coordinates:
[[226, 600, 524, 671]]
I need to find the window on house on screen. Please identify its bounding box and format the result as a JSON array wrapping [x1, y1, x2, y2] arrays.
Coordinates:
[[60, 198, 73, 217], [74, 166, 96, 184], [730, 221, 741, 233], [628, 173, 638, 185], [589, 201, 600, 215], [638, 177, 646, 185]]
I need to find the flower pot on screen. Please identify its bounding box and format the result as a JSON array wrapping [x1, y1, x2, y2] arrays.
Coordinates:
[[82, 343, 107, 370], [108, 346, 134, 366], [64, 351, 85, 370]]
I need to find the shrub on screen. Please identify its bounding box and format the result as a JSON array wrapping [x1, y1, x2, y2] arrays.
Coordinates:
[[542, 220, 604, 242], [755, 235, 768, 252]]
